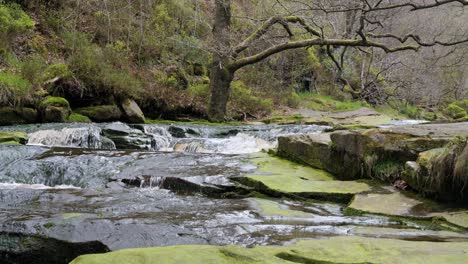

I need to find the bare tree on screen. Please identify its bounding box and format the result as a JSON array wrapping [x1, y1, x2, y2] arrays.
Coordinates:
[[207, 0, 468, 121]]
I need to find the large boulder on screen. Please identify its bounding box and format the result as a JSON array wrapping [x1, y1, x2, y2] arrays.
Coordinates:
[[120, 99, 145, 124], [39, 97, 71, 123], [75, 105, 122, 122], [0, 107, 38, 125]]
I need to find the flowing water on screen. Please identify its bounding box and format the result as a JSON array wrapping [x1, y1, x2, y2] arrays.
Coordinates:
[[0, 122, 466, 261]]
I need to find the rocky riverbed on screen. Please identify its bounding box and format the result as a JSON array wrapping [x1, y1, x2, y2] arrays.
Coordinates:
[[0, 121, 467, 264]]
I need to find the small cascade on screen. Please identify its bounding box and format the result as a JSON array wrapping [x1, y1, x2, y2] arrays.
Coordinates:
[[203, 133, 275, 154], [143, 126, 173, 150], [174, 142, 208, 153], [148, 176, 166, 188], [28, 126, 114, 149]]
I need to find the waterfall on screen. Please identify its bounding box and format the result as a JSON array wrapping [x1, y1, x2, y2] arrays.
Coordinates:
[[28, 126, 115, 149], [143, 126, 173, 150]]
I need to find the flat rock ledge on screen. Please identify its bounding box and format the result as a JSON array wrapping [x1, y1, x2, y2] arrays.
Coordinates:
[[278, 122, 468, 203], [72, 236, 468, 264]]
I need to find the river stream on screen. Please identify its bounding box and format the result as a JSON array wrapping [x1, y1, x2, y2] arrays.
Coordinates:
[[0, 122, 466, 262]]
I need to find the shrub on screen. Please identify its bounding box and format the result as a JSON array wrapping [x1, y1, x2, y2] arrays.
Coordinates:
[[42, 63, 73, 82], [0, 2, 34, 34], [65, 31, 142, 99], [453, 99, 468, 112], [0, 71, 32, 106], [229, 81, 273, 117], [19, 54, 47, 86], [444, 104, 467, 119], [388, 99, 422, 119]]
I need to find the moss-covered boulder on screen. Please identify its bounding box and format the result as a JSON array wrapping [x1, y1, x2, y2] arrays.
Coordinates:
[[0, 107, 38, 125], [75, 105, 122, 122], [39, 97, 71, 123], [120, 98, 145, 123], [72, 236, 468, 264], [0, 132, 27, 145], [67, 113, 92, 123], [402, 138, 468, 203]]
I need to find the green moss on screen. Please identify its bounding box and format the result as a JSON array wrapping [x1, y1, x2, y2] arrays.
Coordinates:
[[0, 132, 27, 145], [238, 153, 371, 203], [75, 105, 122, 122], [40, 96, 70, 109], [433, 211, 468, 229], [444, 104, 467, 119], [68, 113, 92, 123], [72, 236, 468, 264], [62, 213, 83, 220], [348, 192, 425, 217]]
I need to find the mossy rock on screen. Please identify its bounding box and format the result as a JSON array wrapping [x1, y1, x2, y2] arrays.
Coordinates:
[[0, 132, 27, 145], [42, 106, 71, 123], [68, 113, 92, 123], [237, 153, 371, 203], [72, 236, 468, 264], [39, 97, 71, 122], [347, 192, 426, 217], [75, 105, 122, 122], [40, 96, 70, 109], [0, 107, 38, 125]]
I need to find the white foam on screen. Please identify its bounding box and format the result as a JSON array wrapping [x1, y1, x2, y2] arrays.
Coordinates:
[[0, 182, 81, 190]]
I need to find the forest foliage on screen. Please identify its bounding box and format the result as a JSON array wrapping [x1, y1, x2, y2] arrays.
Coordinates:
[[0, 0, 466, 121]]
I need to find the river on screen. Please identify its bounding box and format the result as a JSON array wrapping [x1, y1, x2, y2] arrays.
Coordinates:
[[0, 121, 466, 263]]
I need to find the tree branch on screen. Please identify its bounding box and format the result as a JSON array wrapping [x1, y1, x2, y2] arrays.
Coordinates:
[[231, 38, 419, 70]]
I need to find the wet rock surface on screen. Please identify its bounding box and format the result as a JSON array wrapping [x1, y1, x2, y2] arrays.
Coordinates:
[[0, 122, 467, 263]]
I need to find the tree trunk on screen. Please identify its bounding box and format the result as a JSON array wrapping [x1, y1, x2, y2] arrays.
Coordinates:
[[208, 66, 234, 121], [208, 0, 233, 122]]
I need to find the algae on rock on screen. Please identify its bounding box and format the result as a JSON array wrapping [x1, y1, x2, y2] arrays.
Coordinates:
[[71, 236, 468, 264]]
